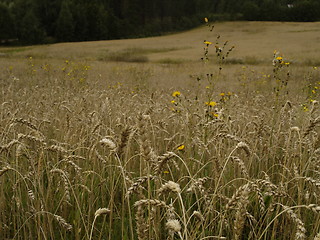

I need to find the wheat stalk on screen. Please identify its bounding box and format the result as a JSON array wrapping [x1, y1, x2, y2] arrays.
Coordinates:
[[89, 208, 111, 240]]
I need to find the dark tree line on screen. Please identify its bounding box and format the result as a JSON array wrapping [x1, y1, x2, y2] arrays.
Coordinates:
[[0, 0, 320, 45]]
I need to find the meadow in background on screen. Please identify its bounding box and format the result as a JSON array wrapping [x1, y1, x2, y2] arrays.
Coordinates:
[[0, 21, 320, 239]]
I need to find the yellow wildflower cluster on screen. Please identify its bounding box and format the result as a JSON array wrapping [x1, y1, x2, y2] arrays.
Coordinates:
[[172, 91, 181, 97], [177, 145, 185, 151], [219, 92, 233, 103], [273, 51, 290, 67], [205, 101, 217, 107], [308, 82, 320, 103], [41, 63, 51, 72], [170, 91, 182, 112], [212, 113, 219, 118], [27, 56, 37, 75], [61, 59, 91, 83]]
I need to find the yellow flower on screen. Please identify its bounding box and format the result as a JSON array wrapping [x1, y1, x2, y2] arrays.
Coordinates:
[[171, 100, 176, 104], [285, 62, 290, 65], [204, 17, 208, 23], [276, 56, 283, 60], [213, 113, 219, 118], [204, 41, 212, 45], [205, 101, 217, 107], [220, 92, 225, 96], [163, 170, 169, 174], [177, 145, 185, 151], [172, 91, 181, 97], [312, 90, 316, 94]]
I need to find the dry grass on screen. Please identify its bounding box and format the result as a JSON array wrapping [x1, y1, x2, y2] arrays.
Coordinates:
[[0, 21, 320, 239]]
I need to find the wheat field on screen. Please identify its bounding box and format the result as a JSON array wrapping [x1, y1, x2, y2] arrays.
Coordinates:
[[0, 21, 320, 240]]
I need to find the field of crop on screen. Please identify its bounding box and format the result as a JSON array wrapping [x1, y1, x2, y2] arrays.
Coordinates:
[[0, 21, 320, 240]]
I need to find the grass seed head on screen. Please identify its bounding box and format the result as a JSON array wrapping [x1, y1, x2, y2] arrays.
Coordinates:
[[94, 208, 111, 217], [100, 138, 116, 150], [166, 219, 181, 233], [158, 181, 181, 194]]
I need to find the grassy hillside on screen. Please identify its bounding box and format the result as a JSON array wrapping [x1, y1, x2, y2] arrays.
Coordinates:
[[1, 21, 320, 64], [0, 22, 320, 240]]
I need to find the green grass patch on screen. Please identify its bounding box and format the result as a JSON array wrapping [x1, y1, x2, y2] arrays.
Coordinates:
[[156, 58, 187, 64], [98, 48, 148, 63], [225, 56, 264, 65], [97, 47, 188, 63], [0, 47, 33, 54]]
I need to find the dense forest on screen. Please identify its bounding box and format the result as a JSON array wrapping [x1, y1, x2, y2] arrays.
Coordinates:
[[0, 0, 320, 44]]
